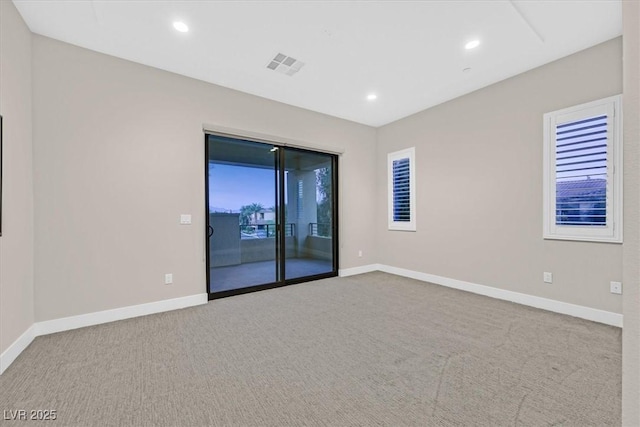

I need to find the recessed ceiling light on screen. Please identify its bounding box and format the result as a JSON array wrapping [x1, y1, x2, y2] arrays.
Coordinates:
[[465, 39, 480, 50], [367, 94, 377, 101], [173, 21, 189, 33]]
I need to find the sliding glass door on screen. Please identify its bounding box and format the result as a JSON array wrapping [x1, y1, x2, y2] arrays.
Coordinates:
[[205, 134, 337, 298], [206, 136, 278, 294], [284, 149, 336, 280]]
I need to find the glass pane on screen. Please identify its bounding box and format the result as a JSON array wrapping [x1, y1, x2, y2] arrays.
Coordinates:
[[393, 158, 411, 222], [284, 149, 335, 280], [208, 135, 278, 292], [555, 115, 607, 226]]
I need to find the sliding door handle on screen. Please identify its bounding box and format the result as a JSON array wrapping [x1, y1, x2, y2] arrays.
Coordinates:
[[208, 226, 214, 238]]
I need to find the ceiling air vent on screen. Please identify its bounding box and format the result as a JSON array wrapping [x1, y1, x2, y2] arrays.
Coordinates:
[[267, 53, 305, 76]]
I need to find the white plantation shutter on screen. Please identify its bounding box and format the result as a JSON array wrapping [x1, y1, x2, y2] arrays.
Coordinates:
[[544, 95, 622, 243], [555, 115, 607, 226], [392, 158, 411, 222], [388, 148, 416, 231]]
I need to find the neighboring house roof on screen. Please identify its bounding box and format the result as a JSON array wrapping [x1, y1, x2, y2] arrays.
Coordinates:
[[556, 178, 605, 199], [210, 207, 233, 213]]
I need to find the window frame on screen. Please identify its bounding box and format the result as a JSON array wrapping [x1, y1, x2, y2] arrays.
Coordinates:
[[543, 95, 622, 243], [388, 147, 416, 231]]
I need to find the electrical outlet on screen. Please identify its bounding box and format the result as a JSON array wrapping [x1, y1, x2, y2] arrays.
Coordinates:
[[543, 272, 553, 283], [610, 281, 622, 295], [180, 214, 192, 225], [358, 250, 363, 257], [165, 273, 173, 285]]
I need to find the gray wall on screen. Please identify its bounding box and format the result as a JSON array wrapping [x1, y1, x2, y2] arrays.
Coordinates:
[[376, 38, 623, 315], [0, 1, 34, 356], [32, 35, 377, 322], [622, 1, 640, 424]]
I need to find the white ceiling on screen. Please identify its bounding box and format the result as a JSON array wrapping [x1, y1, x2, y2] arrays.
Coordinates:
[[13, 0, 621, 127]]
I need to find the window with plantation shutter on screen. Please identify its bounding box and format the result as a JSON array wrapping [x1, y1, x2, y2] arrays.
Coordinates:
[[393, 158, 411, 221], [543, 95, 622, 243], [388, 147, 416, 231]]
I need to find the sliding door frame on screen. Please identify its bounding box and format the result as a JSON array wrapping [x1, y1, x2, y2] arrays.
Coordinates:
[[204, 133, 339, 300]]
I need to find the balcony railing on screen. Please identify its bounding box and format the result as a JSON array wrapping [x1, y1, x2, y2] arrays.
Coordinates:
[[309, 223, 331, 238], [240, 224, 295, 239]]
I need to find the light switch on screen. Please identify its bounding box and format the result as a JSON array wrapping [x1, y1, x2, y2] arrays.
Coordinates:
[[180, 214, 192, 225]]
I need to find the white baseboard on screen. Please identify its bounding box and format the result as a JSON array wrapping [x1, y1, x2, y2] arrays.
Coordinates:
[[36, 293, 209, 336], [0, 325, 36, 375], [377, 264, 623, 328], [0, 293, 208, 375], [339, 264, 379, 277]]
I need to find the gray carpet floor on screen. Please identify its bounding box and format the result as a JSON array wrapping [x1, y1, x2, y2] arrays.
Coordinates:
[[0, 272, 621, 426]]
